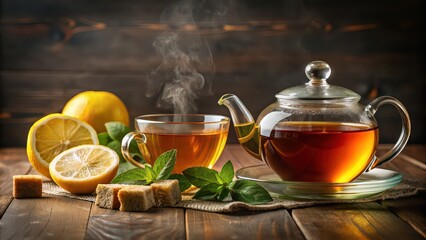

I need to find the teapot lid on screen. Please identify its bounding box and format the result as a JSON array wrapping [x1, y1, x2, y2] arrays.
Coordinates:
[[275, 61, 360, 103]]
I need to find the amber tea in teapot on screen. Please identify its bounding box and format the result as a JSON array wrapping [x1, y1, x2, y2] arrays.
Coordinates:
[[220, 61, 411, 183], [260, 121, 378, 182]]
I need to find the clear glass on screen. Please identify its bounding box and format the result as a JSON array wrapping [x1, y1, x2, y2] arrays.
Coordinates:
[[237, 165, 403, 200], [122, 114, 230, 173], [219, 60, 411, 183]]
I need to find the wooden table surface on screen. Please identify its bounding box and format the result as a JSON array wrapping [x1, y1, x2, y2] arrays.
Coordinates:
[[0, 144, 425, 240]]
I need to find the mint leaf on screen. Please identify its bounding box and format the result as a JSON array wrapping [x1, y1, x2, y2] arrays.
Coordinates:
[[106, 122, 131, 141], [219, 160, 234, 184], [153, 149, 176, 180], [183, 167, 220, 188], [117, 161, 137, 176], [193, 183, 221, 200], [98, 132, 112, 146], [144, 165, 156, 184], [217, 185, 231, 201], [111, 168, 147, 184], [168, 174, 191, 192], [107, 140, 125, 162], [229, 180, 272, 204]]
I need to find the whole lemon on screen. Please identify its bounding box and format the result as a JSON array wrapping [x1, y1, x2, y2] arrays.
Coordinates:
[[62, 91, 129, 132]]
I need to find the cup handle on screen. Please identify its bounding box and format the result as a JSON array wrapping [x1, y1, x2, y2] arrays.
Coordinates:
[[365, 96, 411, 171], [121, 132, 146, 168]]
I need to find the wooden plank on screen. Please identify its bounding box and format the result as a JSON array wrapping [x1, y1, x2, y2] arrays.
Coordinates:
[[186, 209, 304, 240], [382, 155, 426, 182], [381, 192, 426, 238], [1, 57, 425, 147], [0, 148, 32, 218], [86, 206, 185, 240], [0, 148, 31, 194], [292, 202, 424, 239], [0, 194, 92, 239], [401, 145, 426, 163]]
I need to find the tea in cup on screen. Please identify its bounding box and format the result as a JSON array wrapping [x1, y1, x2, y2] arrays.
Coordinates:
[[121, 114, 229, 173]]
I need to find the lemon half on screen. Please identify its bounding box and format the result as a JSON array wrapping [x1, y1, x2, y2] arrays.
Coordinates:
[[49, 144, 119, 194], [26, 113, 99, 178]]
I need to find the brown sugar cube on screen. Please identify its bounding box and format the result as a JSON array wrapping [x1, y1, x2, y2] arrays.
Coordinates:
[[13, 175, 42, 198], [118, 186, 155, 212], [151, 180, 182, 207], [95, 184, 128, 209]]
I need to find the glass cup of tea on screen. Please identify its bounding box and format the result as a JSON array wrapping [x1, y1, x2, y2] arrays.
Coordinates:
[[121, 114, 230, 173]]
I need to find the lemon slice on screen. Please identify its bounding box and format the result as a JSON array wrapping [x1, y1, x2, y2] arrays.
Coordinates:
[[26, 113, 99, 178], [49, 145, 119, 194]]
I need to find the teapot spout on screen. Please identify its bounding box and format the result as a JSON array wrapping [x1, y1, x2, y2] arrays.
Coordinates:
[[218, 94, 261, 160]]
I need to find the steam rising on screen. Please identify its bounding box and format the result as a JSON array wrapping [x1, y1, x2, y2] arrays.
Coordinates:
[[147, 0, 231, 114]]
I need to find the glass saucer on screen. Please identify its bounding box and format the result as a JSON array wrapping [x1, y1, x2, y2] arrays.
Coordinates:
[[236, 165, 403, 200]]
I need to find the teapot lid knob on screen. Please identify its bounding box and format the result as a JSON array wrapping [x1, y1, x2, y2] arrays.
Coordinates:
[[305, 61, 331, 86]]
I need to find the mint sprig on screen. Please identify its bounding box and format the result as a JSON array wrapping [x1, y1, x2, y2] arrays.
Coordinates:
[[183, 160, 272, 204], [110, 150, 273, 205], [111, 149, 176, 184]]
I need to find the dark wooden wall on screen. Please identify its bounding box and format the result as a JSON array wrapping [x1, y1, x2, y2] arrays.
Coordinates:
[[1, 0, 425, 147]]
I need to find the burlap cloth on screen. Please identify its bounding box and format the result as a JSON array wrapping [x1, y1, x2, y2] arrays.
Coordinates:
[[42, 177, 425, 213]]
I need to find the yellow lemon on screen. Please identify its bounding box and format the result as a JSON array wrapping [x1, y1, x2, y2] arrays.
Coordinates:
[[26, 113, 99, 179], [62, 91, 129, 133], [49, 145, 119, 194]]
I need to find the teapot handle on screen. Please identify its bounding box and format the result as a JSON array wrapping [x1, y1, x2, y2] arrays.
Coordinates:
[[365, 96, 411, 171]]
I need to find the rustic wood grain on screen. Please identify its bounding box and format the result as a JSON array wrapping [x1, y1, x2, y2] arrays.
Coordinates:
[[1, 0, 425, 148], [226, 144, 261, 170], [382, 155, 426, 182], [378, 146, 426, 238], [0, 194, 91, 239], [292, 202, 424, 240], [186, 209, 304, 240], [381, 192, 426, 238], [0, 145, 425, 239], [0, 148, 32, 218], [400, 145, 426, 163], [86, 206, 185, 240]]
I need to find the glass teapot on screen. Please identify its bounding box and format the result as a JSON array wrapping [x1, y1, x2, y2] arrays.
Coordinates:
[[219, 61, 411, 183]]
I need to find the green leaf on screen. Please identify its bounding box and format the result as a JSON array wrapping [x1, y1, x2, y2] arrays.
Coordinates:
[[168, 174, 191, 192], [229, 180, 272, 205], [117, 161, 137, 176], [217, 185, 231, 201], [183, 167, 220, 188], [105, 122, 131, 141], [153, 149, 177, 180], [111, 168, 147, 184], [219, 160, 234, 184], [193, 183, 221, 200], [107, 140, 125, 162], [144, 165, 156, 184], [98, 132, 112, 146]]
